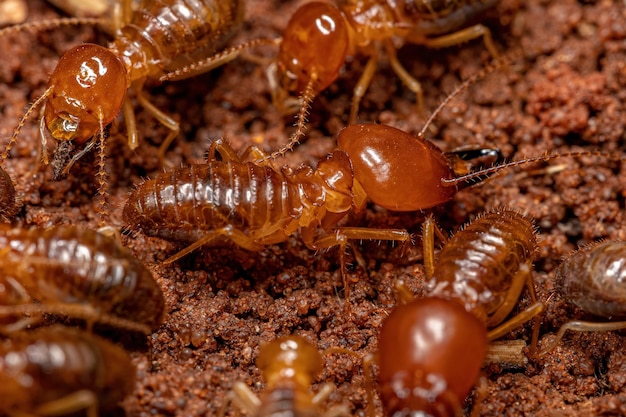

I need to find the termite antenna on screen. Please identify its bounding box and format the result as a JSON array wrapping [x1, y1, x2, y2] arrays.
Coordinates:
[[442, 150, 625, 187], [1, 86, 53, 162], [263, 76, 318, 161], [159, 38, 281, 82], [95, 112, 109, 226], [0, 17, 104, 37], [418, 50, 521, 139]]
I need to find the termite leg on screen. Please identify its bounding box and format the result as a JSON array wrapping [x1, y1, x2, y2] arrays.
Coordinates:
[[414, 24, 499, 60], [307, 227, 411, 313], [122, 99, 138, 151], [0, 303, 152, 335], [349, 45, 380, 124], [132, 79, 180, 166], [383, 40, 425, 117], [485, 263, 544, 342], [323, 347, 376, 417], [207, 138, 243, 163], [533, 320, 626, 359], [422, 214, 449, 279], [35, 390, 99, 417], [163, 226, 265, 264], [160, 39, 281, 82], [218, 381, 261, 417]]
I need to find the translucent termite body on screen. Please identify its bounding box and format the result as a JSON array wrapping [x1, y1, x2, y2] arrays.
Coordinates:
[[220, 335, 349, 417], [377, 209, 542, 416], [123, 137, 411, 264], [0, 226, 164, 334], [2, 0, 245, 180], [269, 0, 501, 156], [160, 0, 502, 158], [0, 325, 135, 416], [534, 240, 626, 357]]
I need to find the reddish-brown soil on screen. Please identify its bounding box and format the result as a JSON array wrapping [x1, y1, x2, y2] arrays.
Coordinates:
[[0, 0, 625, 416]]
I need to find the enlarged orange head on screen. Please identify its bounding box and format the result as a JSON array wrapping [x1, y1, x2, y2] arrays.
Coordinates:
[[42, 43, 127, 144]]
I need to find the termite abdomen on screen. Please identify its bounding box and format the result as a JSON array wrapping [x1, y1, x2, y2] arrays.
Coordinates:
[[428, 210, 538, 325], [0, 166, 18, 221], [555, 241, 626, 319], [533, 241, 626, 357], [123, 162, 287, 243], [0, 226, 164, 334], [0, 325, 135, 415]]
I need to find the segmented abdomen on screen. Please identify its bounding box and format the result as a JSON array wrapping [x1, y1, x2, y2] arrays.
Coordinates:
[[429, 210, 536, 317], [0, 226, 164, 329], [124, 162, 302, 244], [257, 387, 319, 417], [0, 167, 17, 221], [116, 0, 243, 73], [556, 241, 626, 318], [404, 0, 501, 35], [0, 326, 134, 412]]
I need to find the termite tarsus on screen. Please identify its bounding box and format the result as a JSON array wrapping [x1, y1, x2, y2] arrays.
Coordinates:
[[376, 209, 543, 416], [1, 0, 246, 192], [0, 226, 164, 335], [220, 335, 349, 417], [0, 325, 135, 417], [534, 240, 626, 357], [0, 166, 18, 221]]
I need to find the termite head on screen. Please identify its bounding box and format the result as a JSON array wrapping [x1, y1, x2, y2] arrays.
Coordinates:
[[270, 2, 349, 112], [256, 336, 322, 388], [41, 44, 127, 145], [337, 124, 461, 211], [378, 298, 487, 417]]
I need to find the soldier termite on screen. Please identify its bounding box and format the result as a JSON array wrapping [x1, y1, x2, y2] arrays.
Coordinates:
[[0, 226, 164, 335], [0, 0, 257, 217], [323, 209, 541, 416]]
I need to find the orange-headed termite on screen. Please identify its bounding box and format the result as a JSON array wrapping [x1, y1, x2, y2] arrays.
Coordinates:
[[326, 209, 542, 416], [161, 0, 503, 159], [219, 335, 349, 417], [0, 0, 257, 206]]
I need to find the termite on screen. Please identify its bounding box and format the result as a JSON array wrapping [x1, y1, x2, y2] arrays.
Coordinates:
[[533, 240, 626, 357], [0, 0, 258, 212], [375, 209, 542, 416], [0, 325, 135, 417], [219, 335, 349, 417], [0, 166, 18, 221], [323, 209, 542, 416], [0, 226, 164, 335], [161, 0, 502, 159], [124, 63, 622, 308], [121, 130, 616, 311]]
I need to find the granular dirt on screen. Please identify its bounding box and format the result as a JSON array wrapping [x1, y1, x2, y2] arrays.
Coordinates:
[[0, 0, 624, 416]]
